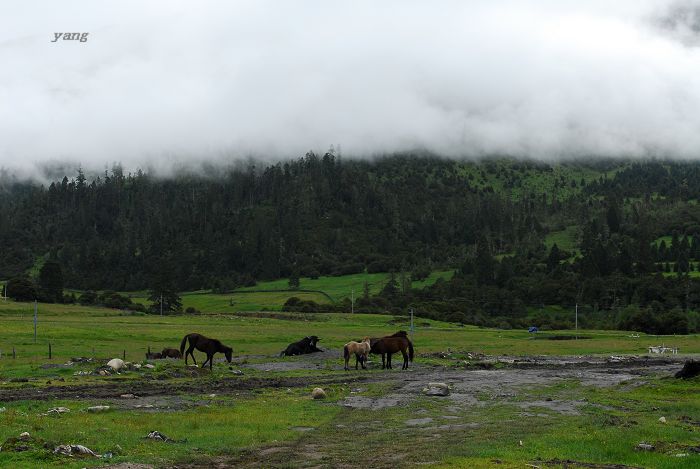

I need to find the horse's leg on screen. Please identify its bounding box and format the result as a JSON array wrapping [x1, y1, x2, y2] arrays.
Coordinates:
[[361, 353, 367, 369], [401, 349, 408, 370], [201, 355, 209, 369], [187, 345, 197, 366], [209, 353, 214, 370], [387, 352, 393, 369]]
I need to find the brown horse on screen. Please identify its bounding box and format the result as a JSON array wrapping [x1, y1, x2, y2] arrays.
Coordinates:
[[161, 348, 182, 359], [371, 332, 414, 370], [180, 333, 233, 370], [344, 338, 371, 371]]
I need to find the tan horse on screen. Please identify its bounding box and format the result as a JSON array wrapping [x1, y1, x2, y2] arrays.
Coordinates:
[[344, 337, 371, 371]]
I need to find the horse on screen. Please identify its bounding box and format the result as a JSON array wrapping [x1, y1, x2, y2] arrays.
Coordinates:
[[280, 336, 323, 357], [344, 337, 371, 371], [354, 331, 409, 367], [371, 332, 414, 370], [179, 333, 233, 370], [145, 351, 162, 360], [161, 348, 182, 359]]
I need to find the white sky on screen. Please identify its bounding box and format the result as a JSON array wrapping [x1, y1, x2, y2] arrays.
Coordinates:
[[2, 1, 700, 173]]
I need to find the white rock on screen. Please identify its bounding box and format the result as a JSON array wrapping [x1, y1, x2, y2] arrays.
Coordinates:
[[87, 405, 110, 412], [423, 382, 450, 396], [47, 407, 70, 414], [659, 416, 667, 423], [106, 358, 125, 371], [311, 388, 326, 399], [19, 432, 30, 440], [144, 364, 155, 369], [120, 394, 136, 399]]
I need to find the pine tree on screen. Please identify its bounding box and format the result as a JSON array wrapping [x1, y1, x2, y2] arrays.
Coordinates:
[[38, 261, 64, 303]]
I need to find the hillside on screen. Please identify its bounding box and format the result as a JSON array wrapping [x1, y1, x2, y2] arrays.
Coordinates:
[[3, 155, 700, 333]]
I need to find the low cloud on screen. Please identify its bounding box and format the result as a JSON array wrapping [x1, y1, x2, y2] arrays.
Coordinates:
[[2, 0, 700, 174]]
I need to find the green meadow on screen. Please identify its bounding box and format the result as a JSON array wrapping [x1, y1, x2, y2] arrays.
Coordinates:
[[122, 270, 455, 312], [0, 298, 698, 468]]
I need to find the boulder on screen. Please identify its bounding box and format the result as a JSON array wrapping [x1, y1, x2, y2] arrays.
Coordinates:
[[311, 388, 327, 399], [423, 382, 450, 396], [19, 432, 31, 440], [106, 358, 125, 371]]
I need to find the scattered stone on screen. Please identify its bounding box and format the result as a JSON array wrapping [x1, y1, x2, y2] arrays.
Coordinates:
[[120, 394, 136, 399], [107, 358, 125, 371], [87, 405, 110, 413], [71, 357, 93, 363], [231, 369, 244, 375], [135, 404, 154, 409], [98, 370, 110, 376], [46, 407, 70, 415], [54, 444, 99, 457], [145, 431, 170, 442], [130, 363, 142, 370], [519, 440, 523, 447], [636, 443, 654, 451], [675, 360, 700, 379], [208, 394, 217, 398], [676, 453, 689, 457], [423, 382, 450, 396], [19, 432, 31, 440], [144, 364, 155, 369], [74, 371, 90, 376], [659, 416, 667, 423], [0, 407, 6, 413], [311, 388, 327, 399]]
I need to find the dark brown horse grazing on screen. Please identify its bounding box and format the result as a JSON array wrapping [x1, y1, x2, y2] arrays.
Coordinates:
[[180, 333, 233, 370], [370, 332, 414, 370], [161, 348, 182, 359]]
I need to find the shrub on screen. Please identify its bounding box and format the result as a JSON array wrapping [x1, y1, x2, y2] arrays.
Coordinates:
[[6, 276, 37, 301]]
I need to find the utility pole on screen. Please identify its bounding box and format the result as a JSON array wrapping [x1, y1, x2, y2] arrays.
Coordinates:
[[34, 300, 38, 343], [351, 288, 354, 314]]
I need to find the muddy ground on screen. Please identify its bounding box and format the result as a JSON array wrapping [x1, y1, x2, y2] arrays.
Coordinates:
[[0, 353, 683, 404], [1, 353, 693, 468]]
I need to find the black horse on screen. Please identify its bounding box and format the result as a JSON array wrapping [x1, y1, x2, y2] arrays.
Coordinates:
[[180, 333, 233, 370], [280, 336, 323, 357]]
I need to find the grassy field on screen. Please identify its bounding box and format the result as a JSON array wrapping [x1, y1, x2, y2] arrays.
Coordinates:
[[123, 270, 455, 312], [1, 300, 699, 370], [1, 300, 698, 468]]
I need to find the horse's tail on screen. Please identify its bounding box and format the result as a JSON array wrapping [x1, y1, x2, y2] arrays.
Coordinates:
[[408, 339, 414, 362], [343, 345, 349, 361], [180, 334, 189, 355]]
